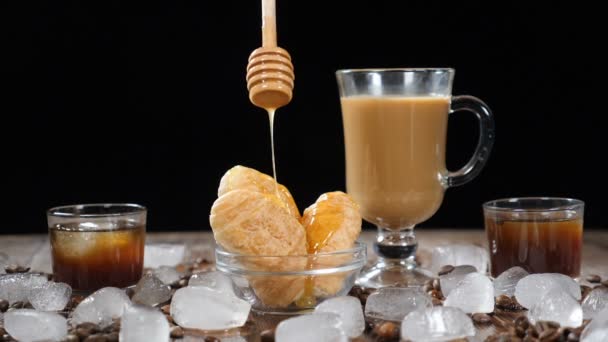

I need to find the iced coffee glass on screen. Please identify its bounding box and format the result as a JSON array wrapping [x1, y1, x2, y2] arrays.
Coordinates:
[[336, 69, 495, 287], [47, 203, 146, 292]]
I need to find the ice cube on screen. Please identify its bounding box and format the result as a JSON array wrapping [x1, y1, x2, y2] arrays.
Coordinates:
[[71, 287, 132, 328], [514, 273, 581, 309], [4, 309, 68, 341], [144, 243, 185, 268], [132, 273, 172, 307], [314, 296, 364, 338], [52, 230, 98, 258], [276, 313, 347, 342], [188, 271, 235, 295], [582, 287, 608, 320], [119, 304, 170, 342], [529, 288, 582, 327], [0, 273, 48, 304], [493, 266, 529, 297], [153, 266, 181, 285], [431, 244, 489, 274], [365, 287, 432, 322], [28, 281, 72, 311], [401, 306, 475, 341], [581, 307, 608, 342], [29, 243, 52, 274], [439, 265, 478, 297], [444, 272, 494, 313], [171, 286, 250, 330]]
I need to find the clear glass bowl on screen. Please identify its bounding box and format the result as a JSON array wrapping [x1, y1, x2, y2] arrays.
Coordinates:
[[215, 242, 367, 314]]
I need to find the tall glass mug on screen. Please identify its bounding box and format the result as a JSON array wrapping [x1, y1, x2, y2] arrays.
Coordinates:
[[336, 69, 495, 287]]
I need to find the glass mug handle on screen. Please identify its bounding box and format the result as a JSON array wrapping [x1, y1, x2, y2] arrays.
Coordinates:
[[446, 95, 495, 187]]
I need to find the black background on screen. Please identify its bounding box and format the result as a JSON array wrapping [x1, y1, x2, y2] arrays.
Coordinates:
[[1, 1, 606, 233]]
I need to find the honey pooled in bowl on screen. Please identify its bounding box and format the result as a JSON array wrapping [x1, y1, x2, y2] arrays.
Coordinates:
[[209, 166, 362, 308]]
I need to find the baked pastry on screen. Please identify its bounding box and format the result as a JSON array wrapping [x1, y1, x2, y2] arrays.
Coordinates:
[[218, 165, 300, 221], [301, 191, 361, 296]]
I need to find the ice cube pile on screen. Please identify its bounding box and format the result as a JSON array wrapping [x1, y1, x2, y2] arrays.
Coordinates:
[[3, 241, 608, 341]]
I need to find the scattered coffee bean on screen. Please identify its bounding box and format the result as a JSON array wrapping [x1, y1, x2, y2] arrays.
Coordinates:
[[438, 265, 455, 276], [567, 332, 580, 341], [586, 274, 601, 283], [432, 278, 441, 291], [125, 287, 135, 299], [161, 304, 171, 315], [4, 265, 30, 274], [260, 329, 275, 342], [472, 313, 492, 324], [495, 295, 525, 311], [428, 289, 443, 300], [526, 327, 539, 338], [432, 298, 443, 306], [373, 321, 398, 340], [83, 334, 107, 342], [170, 326, 184, 338], [0, 299, 9, 312], [9, 301, 25, 309], [538, 328, 560, 341], [514, 316, 530, 332], [103, 332, 118, 342], [204, 337, 220, 342], [580, 285, 592, 300]]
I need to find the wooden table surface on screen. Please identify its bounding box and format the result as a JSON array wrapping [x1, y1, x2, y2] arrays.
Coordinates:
[[1, 229, 607, 341], [2, 229, 607, 278]]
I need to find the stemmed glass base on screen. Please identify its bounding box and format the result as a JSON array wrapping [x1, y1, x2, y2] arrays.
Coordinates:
[[356, 226, 433, 288]]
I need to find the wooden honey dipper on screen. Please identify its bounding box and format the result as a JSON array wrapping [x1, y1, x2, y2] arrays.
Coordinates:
[[246, 0, 294, 110]]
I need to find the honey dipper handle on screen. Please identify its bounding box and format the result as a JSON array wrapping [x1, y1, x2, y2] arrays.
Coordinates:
[[262, 0, 277, 47]]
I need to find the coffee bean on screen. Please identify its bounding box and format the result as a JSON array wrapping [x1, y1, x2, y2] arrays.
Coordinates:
[[432, 278, 441, 291], [428, 289, 443, 299], [438, 265, 455, 276], [567, 332, 580, 341], [84, 334, 108, 342], [4, 265, 30, 274], [104, 332, 119, 342], [523, 336, 538, 342], [161, 304, 171, 315], [77, 322, 100, 332], [204, 337, 220, 342], [2, 334, 17, 342], [9, 301, 25, 309], [472, 313, 492, 324], [515, 316, 530, 330], [170, 326, 184, 338], [260, 329, 275, 342], [539, 328, 561, 341], [373, 321, 398, 339], [526, 327, 539, 338], [586, 274, 601, 283], [580, 285, 592, 300], [125, 287, 135, 299], [0, 299, 8, 312], [495, 295, 525, 311], [61, 333, 79, 342]]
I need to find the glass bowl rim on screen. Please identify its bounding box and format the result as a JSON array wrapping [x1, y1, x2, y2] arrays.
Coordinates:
[[47, 203, 147, 218], [482, 197, 584, 212], [215, 241, 367, 276]]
